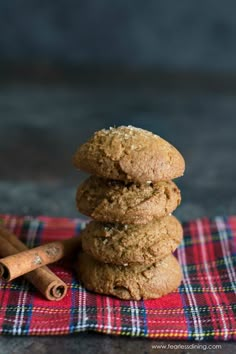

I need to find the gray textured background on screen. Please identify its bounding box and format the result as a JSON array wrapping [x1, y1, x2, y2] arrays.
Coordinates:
[[0, 0, 236, 71]]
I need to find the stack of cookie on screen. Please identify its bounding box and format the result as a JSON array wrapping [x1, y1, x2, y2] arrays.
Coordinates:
[[73, 126, 185, 300]]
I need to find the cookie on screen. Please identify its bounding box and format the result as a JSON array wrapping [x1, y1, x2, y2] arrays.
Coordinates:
[[81, 215, 183, 265], [75, 251, 182, 300], [73, 126, 185, 183], [76, 176, 181, 224]]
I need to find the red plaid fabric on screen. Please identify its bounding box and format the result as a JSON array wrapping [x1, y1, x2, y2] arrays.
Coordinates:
[[0, 214, 235, 340]]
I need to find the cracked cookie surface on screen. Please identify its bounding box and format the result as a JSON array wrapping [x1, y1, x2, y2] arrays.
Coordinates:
[[81, 215, 183, 265], [73, 126, 185, 183], [75, 251, 182, 300], [76, 176, 181, 224]]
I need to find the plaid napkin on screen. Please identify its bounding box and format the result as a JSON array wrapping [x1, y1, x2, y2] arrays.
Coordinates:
[[0, 214, 235, 340]]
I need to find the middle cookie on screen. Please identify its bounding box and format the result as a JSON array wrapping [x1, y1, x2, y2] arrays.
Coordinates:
[[76, 176, 181, 224], [81, 215, 183, 265]]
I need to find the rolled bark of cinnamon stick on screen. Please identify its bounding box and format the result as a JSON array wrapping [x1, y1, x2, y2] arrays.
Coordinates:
[[0, 237, 81, 281], [0, 225, 69, 301]]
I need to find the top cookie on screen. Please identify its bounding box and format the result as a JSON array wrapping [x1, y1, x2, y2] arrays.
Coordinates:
[[73, 126, 185, 183]]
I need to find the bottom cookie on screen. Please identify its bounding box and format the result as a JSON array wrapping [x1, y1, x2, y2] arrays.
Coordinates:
[[75, 251, 182, 300]]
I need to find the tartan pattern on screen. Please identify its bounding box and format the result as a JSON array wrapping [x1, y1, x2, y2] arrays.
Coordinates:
[[0, 214, 235, 340]]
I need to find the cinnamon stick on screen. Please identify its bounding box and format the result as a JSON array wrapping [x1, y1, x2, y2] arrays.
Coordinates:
[[0, 237, 81, 281], [0, 225, 69, 301]]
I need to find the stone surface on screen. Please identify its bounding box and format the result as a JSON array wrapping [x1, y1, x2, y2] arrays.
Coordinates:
[[0, 335, 233, 354], [0, 82, 235, 353], [0, 84, 235, 220]]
